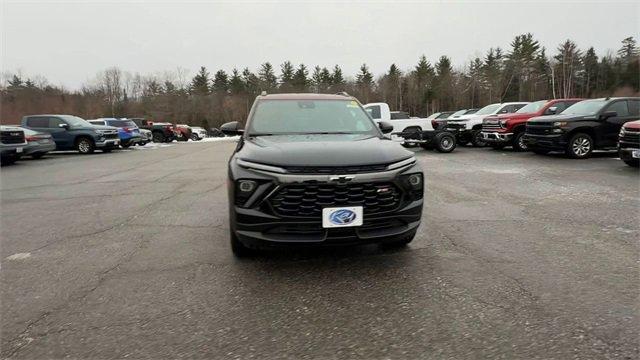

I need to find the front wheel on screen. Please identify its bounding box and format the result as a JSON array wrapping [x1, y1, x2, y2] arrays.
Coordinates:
[[470, 130, 487, 147], [76, 137, 95, 154], [623, 159, 639, 168], [512, 132, 528, 152], [566, 133, 593, 159], [152, 131, 165, 143], [434, 132, 456, 153], [190, 133, 199, 141]]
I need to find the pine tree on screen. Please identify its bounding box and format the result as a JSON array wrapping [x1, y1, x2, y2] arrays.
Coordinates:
[[8, 74, 24, 89], [190, 66, 210, 95], [311, 66, 323, 92], [582, 47, 599, 97], [212, 70, 229, 93], [505, 33, 542, 100], [229, 68, 245, 94], [280, 61, 295, 91], [355, 64, 374, 103], [331, 65, 346, 92], [617, 37, 639, 62], [258, 62, 277, 92], [554, 39, 582, 98], [242, 67, 260, 95], [292, 64, 309, 92]]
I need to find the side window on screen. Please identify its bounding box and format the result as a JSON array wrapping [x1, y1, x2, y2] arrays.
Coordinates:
[[49, 117, 65, 128], [26, 117, 49, 127], [513, 104, 526, 112], [546, 102, 566, 115], [365, 106, 381, 120], [628, 100, 639, 116], [606, 101, 630, 117]]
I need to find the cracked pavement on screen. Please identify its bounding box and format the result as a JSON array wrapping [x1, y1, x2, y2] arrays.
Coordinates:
[[1, 141, 638, 359]]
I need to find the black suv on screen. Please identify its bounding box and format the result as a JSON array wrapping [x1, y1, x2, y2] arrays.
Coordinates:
[[221, 93, 424, 256], [524, 97, 640, 158]]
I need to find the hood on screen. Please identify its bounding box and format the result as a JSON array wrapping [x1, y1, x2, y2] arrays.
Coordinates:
[[87, 124, 118, 131], [446, 114, 477, 121], [238, 134, 413, 167], [485, 112, 535, 121], [624, 120, 640, 130], [527, 113, 588, 124]]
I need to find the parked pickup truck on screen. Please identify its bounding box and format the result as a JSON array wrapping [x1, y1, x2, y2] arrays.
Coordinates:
[[618, 120, 640, 167], [481, 99, 583, 151], [22, 114, 120, 154], [129, 118, 175, 143], [524, 97, 640, 158], [443, 102, 529, 146], [1, 125, 27, 165], [363, 102, 434, 142]]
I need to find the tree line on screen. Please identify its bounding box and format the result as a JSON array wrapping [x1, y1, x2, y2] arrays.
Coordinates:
[[1, 34, 638, 129]]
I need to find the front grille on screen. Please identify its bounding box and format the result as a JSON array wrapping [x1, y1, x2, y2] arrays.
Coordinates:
[[1, 130, 25, 144], [482, 122, 501, 132], [526, 123, 554, 135], [269, 182, 402, 217], [101, 131, 119, 139], [285, 164, 388, 174], [620, 132, 639, 146]]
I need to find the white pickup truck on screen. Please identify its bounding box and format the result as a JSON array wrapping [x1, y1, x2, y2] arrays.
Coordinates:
[[363, 102, 434, 142]]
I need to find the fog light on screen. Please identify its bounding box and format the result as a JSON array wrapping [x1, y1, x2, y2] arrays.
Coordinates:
[[408, 174, 422, 186], [238, 180, 257, 193]]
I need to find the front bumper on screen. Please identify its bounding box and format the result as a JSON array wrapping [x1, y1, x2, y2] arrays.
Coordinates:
[[228, 159, 424, 249], [618, 147, 640, 161], [95, 138, 120, 148], [481, 131, 513, 143], [523, 134, 567, 150]]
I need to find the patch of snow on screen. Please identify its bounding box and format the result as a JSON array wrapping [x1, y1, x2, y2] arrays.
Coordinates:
[[6, 252, 31, 260]]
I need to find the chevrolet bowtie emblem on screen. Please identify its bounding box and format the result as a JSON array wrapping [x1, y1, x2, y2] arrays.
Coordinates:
[[329, 175, 355, 182]]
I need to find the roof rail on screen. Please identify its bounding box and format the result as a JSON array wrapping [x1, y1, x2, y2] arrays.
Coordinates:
[[335, 91, 350, 97]]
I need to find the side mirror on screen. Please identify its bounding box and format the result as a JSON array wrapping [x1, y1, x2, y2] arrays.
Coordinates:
[[58, 123, 69, 129], [220, 121, 244, 136], [547, 106, 558, 115], [378, 121, 394, 134], [600, 111, 617, 119]]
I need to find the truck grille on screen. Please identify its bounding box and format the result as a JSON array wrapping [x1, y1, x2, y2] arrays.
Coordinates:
[[526, 123, 554, 135], [1, 130, 25, 144], [101, 130, 119, 139], [269, 182, 402, 217], [482, 121, 501, 132], [620, 128, 639, 147]]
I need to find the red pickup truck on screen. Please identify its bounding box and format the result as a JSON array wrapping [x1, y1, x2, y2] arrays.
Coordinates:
[[481, 98, 583, 151]]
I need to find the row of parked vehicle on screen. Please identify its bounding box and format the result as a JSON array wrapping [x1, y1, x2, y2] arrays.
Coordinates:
[[364, 97, 640, 167], [0, 115, 220, 165]]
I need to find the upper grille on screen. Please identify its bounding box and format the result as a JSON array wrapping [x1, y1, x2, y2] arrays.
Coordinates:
[[620, 132, 639, 146], [285, 164, 388, 174], [482, 121, 501, 132], [526, 123, 554, 135], [269, 182, 402, 217], [1, 130, 25, 144]]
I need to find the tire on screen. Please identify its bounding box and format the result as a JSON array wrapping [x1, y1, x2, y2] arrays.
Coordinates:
[[121, 143, 131, 149], [623, 159, 639, 167], [565, 133, 593, 159], [512, 132, 528, 152], [532, 149, 550, 155], [230, 231, 254, 257], [152, 131, 165, 143], [491, 144, 505, 150], [31, 152, 45, 159], [76, 137, 95, 154], [470, 130, 487, 147], [1, 156, 17, 166], [190, 133, 199, 141], [178, 133, 188, 142], [381, 229, 417, 249], [434, 132, 456, 153]]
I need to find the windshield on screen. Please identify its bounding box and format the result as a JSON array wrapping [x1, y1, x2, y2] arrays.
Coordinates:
[[248, 99, 377, 136], [450, 110, 467, 117], [108, 120, 137, 128], [464, 109, 478, 115], [561, 100, 606, 115], [475, 104, 501, 115], [436, 112, 453, 119], [425, 113, 440, 119], [61, 115, 90, 127], [516, 100, 548, 114]]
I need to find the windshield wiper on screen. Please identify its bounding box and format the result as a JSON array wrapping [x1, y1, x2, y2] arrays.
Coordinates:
[[247, 133, 275, 137], [298, 132, 354, 135]]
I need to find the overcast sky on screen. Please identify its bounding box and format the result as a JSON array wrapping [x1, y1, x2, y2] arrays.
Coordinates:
[[2, 1, 638, 89]]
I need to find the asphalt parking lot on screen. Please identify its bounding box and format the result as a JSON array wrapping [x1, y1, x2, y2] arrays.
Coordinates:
[[1, 141, 638, 359]]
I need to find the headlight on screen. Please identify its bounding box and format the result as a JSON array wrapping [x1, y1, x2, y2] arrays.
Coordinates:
[[407, 173, 422, 186], [499, 120, 508, 128], [399, 173, 424, 200], [553, 121, 568, 127], [619, 127, 626, 136]]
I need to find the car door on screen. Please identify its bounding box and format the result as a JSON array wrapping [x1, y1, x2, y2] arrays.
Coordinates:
[[47, 117, 73, 149], [601, 100, 632, 147]]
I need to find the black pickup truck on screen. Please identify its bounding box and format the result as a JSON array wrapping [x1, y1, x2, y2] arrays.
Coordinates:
[[524, 97, 640, 158], [129, 118, 175, 143]]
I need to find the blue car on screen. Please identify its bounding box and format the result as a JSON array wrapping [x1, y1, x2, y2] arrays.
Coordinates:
[[89, 118, 142, 148]]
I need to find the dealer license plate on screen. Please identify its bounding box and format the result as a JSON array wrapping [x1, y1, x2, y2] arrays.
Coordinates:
[[322, 206, 363, 228]]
